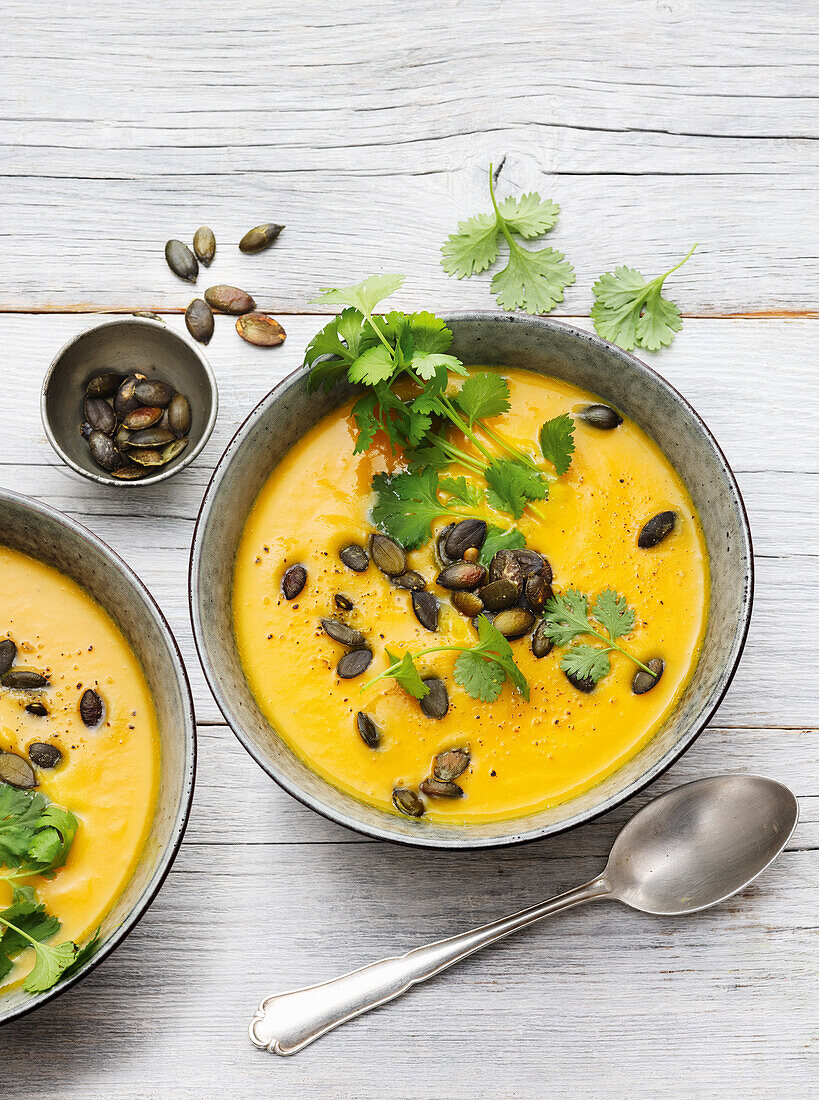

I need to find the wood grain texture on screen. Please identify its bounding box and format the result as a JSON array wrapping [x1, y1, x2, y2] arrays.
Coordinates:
[[0, 2, 817, 1095]]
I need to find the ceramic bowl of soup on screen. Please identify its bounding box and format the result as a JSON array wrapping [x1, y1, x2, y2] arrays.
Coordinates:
[[0, 488, 195, 1025], [190, 314, 752, 848]]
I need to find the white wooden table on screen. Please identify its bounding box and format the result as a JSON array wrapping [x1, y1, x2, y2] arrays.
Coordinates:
[[0, 3, 816, 1096]]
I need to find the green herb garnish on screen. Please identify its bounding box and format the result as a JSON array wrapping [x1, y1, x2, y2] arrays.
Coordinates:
[[591, 244, 697, 351], [539, 588, 657, 687], [441, 165, 575, 314], [0, 783, 86, 992], [362, 616, 529, 704]]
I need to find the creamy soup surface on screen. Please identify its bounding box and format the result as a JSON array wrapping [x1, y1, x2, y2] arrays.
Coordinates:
[[233, 369, 709, 824], [0, 547, 160, 989]]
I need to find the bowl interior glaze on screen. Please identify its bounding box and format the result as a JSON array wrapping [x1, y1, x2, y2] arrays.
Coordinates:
[[190, 314, 752, 849], [41, 317, 217, 487], [0, 489, 195, 1024]]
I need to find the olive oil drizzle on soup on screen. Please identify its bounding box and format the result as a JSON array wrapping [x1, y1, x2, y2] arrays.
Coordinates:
[[0, 547, 160, 989], [233, 369, 709, 824]]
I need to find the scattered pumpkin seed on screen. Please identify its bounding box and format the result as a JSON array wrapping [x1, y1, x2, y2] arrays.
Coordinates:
[[0, 639, 17, 676], [168, 393, 192, 437], [565, 669, 595, 693], [513, 548, 546, 578], [25, 703, 48, 717], [445, 519, 487, 559], [420, 777, 463, 799], [88, 430, 122, 471], [436, 561, 487, 591], [111, 464, 147, 481], [127, 427, 176, 448], [114, 375, 142, 419], [393, 787, 425, 818], [236, 313, 287, 347], [433, 748, 470, 781], [86, 372, 125, 398], [84, 397, 116, 435], [320, 619, 365, 648], [492, 607, 535, 639], [282, 564, 307, 600], [2, 669, 48, 690], [79, 688, 104, 727], [355, 711, 380, 748], [411, 591, 439, 632], [239, 222, 284, 253], [123, 405, 163, 431], [420, 678, 449, 719], [479, 578, 518, 613], [435, 523, 456, 567], [525, 570, 553, 613], [185, 298, 214, 344], [489, 549, 523, 596], [339, 544, 369, 572], [28, 742, 62, 769], [531, 621, 554, 659], [638, 511, 677, 549], [192, 225, 216, 267], [129, 448, 165, 467], [392, 570, 425, 591], [632, 658, 665, 695], [451, 590, 484, 617], [337, 649, 373, 679], [334, 594, 354, 611], [369, 534, 406, 577], [0, 751, 36, 789], [165, 239, 198, 282], [134, 379, 175, 408], [579, 403, 623, 430], [204, 285, 256, 314], [160, 438, 189, 465]]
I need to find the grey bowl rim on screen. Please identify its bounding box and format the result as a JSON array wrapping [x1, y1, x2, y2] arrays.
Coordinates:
[[189, 310, 754, 850], [40, 315, 219, 488], [0, 486, 197, 1028]]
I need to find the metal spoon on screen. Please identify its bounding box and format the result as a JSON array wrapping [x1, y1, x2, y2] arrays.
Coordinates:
[[249, 774, 798, 1055]]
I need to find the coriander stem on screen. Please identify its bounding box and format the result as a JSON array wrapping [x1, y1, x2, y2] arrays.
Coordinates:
[[661, 242, 698, 282], [488, 163, 523, 262], [0, 914, 42, 949], [475, 420, 540, 469], [584, 626, 656, 677]]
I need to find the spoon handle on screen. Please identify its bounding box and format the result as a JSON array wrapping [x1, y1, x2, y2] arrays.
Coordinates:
[[249, 875, 611, 1056]]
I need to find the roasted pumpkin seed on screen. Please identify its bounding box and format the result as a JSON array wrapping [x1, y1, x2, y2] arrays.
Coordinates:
[[0, 639, 17, 676], [579, 403, 623, 430], [435, 523, 456, 567], [282, 564, 307, 600], [411, 591, 439, 632], [114, 376, 142, 419], [337, 649, 372, 679], [160, 438, 189, 465], [320, 619, 365, 648], [355, 711, 380, 748], [433, 748, 470, 781], [0, 752, 36, 789], [445, 518, 487, 559], [420, 777, 463, 798], [339, 544, 368, 572], [3, 669, 49, 690], [632, 658, 665, 695], [492, 607, 535, 639], [88, 430, 123, 471], [185, 297, 214, 344], [565, 669, 595, 693], [436, 561, 487, 591], [134, 379, 175, 408], [204, 285, 256, 314], [79, 688, 104, 727], [334, 594, 354, 611], [127, 427, 176, 448], [28, 742, 62, 768], [525, 570, 553, 613], [129, 448, 165, 467], [192, 225, 216, 267], [86, 372, 125, 398], [123, 405, 163, 431], [165, 239, 198, 282], [638, 511, 677, 549], [370, 534, 406, 577], [236, 313, 287, 347], [451, 590, 484, 617], [168, 393, 192, 437], [393, 787, 424, 817], [25, 703, 48, 717], [513, 548, 546, 578], [420, 678, 449, 719], [239, 222, 284, 253], [479, 578, 518, 612], [488, 549, 523, 595], [111, 463, 147, 481], [83, 397, 116, 434], [531, 621, 554, 659], [392, 570, 425, 591]]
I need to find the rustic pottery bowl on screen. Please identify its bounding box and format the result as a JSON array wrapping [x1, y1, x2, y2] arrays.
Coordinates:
[[41, 316, 217, 487], [190, 314, 753, 849], [0, 488, 196, 1025]]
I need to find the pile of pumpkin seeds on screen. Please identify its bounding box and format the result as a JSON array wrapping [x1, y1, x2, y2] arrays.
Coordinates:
[[165, 224, 286, 349], [0, 635, 106, 789]]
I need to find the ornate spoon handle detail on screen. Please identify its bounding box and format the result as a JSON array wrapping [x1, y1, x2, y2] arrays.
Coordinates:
[[249, 877, 610, 1055]]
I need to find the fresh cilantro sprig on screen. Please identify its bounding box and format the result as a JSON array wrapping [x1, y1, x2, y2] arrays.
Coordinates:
[[0, 889, 81, 993], [441, 165, 575, 314], [591, 244, 697, 351], [362, 616, 529, 704], [539, 588, 657, 687], [372, 468, 490, 549]]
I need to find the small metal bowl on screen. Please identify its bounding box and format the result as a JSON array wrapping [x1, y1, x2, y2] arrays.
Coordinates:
[[41, 317, 218, 487]]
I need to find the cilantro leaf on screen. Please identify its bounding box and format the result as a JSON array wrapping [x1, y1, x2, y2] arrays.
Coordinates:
[[26, 805, 78, 877], [468, 616, 530, 701], [592, 589, 635, 641], [381, 650, 429, 700], [455, 372, 511, 426], [411, 352, 464, 381], [497, 192, 560, 238], [491, 243, 575, 314], [26, 938, 78, 994], [560, 644, 611, 686], [0, 785, 46, 868], [454, 647, 506, 703], [541, 589, 592, 647], [402, 312, 453, 354], [590, 244, 697, 351], [485, 458, 548, 520], [347, 344, 396, 386], [313, 274, 405, 315], [439, 475, 482, 507], [371, 468, 445, 549], [0, 893, 79, 994], [478, 524, 526, 566], [441, 212, 500, 278], [538, 413, 575, 476]]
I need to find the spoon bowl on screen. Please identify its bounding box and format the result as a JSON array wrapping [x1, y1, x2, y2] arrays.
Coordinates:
[[606, 774, 799, 915]]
